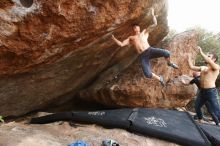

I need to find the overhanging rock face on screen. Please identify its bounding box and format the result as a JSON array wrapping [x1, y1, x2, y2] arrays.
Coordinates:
[[0, 0, 169, 116], [79, 31, 199, 108]]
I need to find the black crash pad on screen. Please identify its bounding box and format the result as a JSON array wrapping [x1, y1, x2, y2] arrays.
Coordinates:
[[200, 123, 220, 146], [30, 108, 211, 146]]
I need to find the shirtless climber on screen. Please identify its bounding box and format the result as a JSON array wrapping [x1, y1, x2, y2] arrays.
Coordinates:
[[112, 8, 178, 86], [188, 46, 220, 125], [181, 72, 213, 123]]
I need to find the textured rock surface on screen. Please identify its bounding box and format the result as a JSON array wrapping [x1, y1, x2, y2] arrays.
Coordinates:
[[79, 31, 199, 108], [0, 116, 179, 146], [0, 0, 168, 116]]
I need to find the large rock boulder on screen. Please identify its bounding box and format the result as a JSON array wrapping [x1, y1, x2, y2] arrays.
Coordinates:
[[0, 0, 169, 116], [79, 31, 199, 108]]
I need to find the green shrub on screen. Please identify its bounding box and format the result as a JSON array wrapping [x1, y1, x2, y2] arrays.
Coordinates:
[[0, 116, 4, 123]]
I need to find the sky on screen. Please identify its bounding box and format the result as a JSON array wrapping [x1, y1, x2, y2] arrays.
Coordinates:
[[168, 0, 220, 33]]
